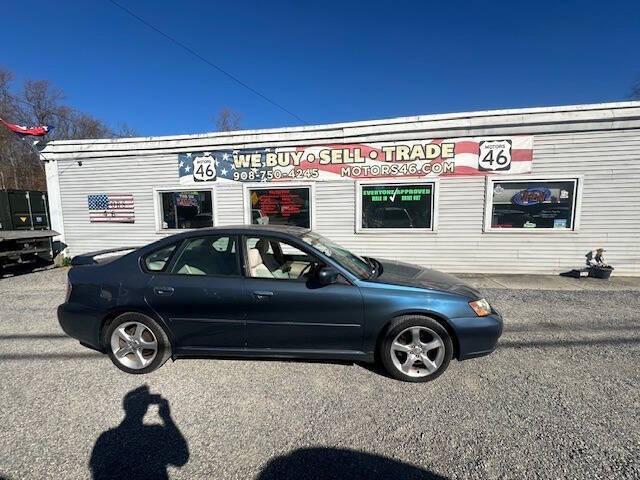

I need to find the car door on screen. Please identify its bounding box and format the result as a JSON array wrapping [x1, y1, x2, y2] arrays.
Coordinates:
[[145, 234, 246, 352], [242, 235, 364, 354]]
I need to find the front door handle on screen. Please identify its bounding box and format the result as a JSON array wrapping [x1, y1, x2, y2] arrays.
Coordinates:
[[154, 286, 174, 296], [253, 290, 274, 300]]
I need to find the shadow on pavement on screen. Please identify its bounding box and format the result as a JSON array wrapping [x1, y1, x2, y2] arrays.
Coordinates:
[[0, 263, 53, 280], [0, 333, 69, 340], [0, 352, 102, 361], [257, 447, 448, 479], [89, 385, 189, 480]]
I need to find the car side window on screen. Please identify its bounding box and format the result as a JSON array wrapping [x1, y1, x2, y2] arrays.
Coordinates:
[[171, 236, 240, 276], [245, 236, 321, 281], [143, 244, 178, 272]]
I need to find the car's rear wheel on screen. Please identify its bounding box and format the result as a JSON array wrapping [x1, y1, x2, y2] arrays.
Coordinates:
[[105, 312, 171, 374], [380, 315, 453, 382]]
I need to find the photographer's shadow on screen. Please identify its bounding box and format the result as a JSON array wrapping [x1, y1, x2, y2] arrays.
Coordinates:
[[89, 385, 189, 480]]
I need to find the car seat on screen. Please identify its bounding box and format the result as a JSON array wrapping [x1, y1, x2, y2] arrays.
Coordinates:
[[248, 248, 274, 278]]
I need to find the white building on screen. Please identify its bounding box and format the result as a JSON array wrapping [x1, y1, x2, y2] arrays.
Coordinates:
[[41, 101, 640, 276]]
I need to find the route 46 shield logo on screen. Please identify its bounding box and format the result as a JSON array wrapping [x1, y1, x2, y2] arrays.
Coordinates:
[[193, 154, 217, 182], [478, 139, 512, 172]]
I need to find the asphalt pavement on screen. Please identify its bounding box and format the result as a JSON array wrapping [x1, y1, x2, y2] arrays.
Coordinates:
[[0, 267, 638, 479]]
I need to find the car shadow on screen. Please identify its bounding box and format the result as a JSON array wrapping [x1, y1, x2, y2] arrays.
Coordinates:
[[89, 385, 189, 480], [257, 447, 449, 479]]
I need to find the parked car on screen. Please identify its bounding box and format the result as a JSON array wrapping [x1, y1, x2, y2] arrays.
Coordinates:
[[58, 226, 502, 382]]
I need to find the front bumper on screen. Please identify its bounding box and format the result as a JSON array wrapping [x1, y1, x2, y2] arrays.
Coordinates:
[[57, 303, 104, 351], [449, 311, 503, 360]]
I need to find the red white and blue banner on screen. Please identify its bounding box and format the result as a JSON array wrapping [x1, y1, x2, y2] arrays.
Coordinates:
[[0, 119, 52, 137], [88, 194, 135, 223], [178, 136, 533, 184]]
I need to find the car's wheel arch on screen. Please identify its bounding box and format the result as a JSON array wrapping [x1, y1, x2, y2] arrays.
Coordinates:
[[99, 307, 175, 352], [375, 310, 460, 361]]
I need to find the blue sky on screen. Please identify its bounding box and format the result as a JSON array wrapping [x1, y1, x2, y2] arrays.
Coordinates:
[[2, 0, 639, 136]]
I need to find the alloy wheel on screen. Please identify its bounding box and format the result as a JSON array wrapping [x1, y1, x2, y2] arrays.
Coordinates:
[[389, 326, 445, 378], [110, 321, 158, 370]]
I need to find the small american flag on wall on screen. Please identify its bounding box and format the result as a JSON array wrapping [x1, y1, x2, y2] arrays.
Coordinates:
[[88, 194, 135, 223]]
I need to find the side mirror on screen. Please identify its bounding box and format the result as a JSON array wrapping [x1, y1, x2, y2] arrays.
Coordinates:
[[316, 266, 339, 285]]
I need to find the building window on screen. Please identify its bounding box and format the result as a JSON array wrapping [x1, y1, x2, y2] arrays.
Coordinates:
[[246, 186, 311, 229], [159, 190, 213, 230], [487, 178, 579, 231], [357, 182, 436, 231]]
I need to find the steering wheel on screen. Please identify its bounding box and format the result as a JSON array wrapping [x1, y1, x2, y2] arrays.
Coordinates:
[[297, 263, 313, 279]]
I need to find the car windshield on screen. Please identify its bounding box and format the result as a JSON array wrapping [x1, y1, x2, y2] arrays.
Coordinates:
[[300, 232, 374, 279]]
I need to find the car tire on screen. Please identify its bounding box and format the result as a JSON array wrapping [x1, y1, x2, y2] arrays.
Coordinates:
[[104, 312, 172, 374], [379, 315, 453, 382]]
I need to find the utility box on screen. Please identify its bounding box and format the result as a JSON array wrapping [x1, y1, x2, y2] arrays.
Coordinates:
[[0, 190, 58, 270]]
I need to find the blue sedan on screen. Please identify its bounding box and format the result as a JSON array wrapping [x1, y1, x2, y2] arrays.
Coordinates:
[[58, 226, 502, 382]]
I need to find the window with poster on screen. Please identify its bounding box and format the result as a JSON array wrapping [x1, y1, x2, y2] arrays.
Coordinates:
[[245, 185, 312, 229], [485, 177, 581, 232], [356, 181, 437, 232], [157, 189, 214, 230]]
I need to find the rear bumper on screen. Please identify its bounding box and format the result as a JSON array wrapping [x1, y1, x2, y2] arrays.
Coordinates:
[[449, 312, 503, 360], [57, 303, 104, 351]]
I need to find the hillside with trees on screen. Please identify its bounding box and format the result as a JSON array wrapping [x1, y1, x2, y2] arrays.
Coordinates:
[[0, 67, 133, 191]]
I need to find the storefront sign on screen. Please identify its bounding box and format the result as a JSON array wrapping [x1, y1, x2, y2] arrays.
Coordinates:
[[177, 136, 533, 184]]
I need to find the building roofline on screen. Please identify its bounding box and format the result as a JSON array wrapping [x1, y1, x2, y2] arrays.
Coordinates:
[[43, 100, 640, 147]]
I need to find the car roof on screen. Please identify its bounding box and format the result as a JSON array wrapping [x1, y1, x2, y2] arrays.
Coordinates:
[[164, 224, 310, 241]]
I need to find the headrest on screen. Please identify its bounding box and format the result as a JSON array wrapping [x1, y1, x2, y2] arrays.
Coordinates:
[[255, 239, 269, 254], [248, 248, 262, 268]]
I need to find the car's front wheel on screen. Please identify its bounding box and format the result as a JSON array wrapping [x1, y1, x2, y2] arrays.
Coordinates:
[[380, 315, 453, 382], [104, 312, 172, 374]]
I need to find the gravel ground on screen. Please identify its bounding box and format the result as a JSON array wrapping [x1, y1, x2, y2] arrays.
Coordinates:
[[0, 267, 638, 479]]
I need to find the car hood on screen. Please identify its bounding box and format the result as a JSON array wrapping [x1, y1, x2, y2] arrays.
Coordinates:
[[367, 258, 481, 299]]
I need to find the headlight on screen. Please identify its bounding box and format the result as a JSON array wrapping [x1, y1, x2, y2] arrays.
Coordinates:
[[469, 298, 492, 317]]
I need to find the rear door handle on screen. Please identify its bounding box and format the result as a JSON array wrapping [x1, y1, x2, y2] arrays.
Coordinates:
[[253, 290, 274, 300], [154, 286, 174, 296]]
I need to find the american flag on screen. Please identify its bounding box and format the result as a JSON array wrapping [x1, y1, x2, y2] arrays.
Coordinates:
[[88, 194, 135, 223]]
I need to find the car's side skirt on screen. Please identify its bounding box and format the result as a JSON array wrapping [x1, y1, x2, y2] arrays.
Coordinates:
[[173, 347, 373, 363]]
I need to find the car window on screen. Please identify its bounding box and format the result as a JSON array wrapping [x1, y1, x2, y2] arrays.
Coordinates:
[[211, 236, 235, 253], [245, 236, 319, 281], [171, 236, 240, 276], [143, 244, 178, 272]]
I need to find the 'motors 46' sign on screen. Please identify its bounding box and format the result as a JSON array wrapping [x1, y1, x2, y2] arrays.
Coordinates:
[[178, 136, 533, 184]]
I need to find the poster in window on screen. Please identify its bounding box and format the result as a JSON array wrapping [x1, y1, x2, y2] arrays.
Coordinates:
[[249, 188, 311, 228], [491, 181, 576, 229], [361, 184, 433, 229]]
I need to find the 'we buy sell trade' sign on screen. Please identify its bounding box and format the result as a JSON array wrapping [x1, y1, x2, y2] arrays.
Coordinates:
[[177, 136, 533, 184]]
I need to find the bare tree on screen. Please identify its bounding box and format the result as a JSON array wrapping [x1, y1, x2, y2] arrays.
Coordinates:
[[116, 123, 137, 138], [215, 108, 242, 132]]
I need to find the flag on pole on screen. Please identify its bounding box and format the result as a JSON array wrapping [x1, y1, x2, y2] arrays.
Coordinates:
[[0, 118, 52, 137]]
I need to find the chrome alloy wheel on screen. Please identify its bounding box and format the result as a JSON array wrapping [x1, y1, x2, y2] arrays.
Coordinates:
[[390, 326, 445, 378], [110, 321, 158, 370]]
